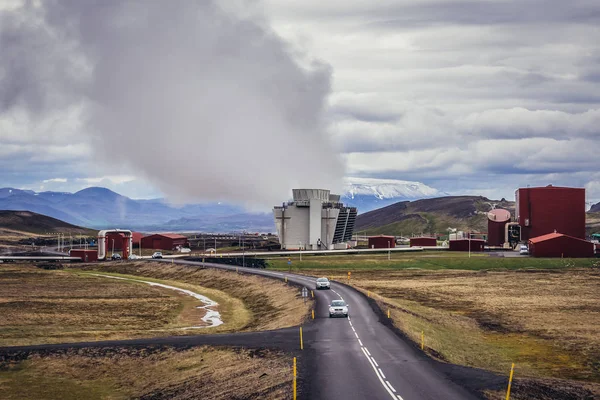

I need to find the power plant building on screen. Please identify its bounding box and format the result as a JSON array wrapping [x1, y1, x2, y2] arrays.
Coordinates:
[[516, 186, 586, 240], [273, 189, 357, 250]]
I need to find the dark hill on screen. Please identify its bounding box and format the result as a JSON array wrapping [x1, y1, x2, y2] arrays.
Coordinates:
[[355, 196, 515, 236], [0, 210, 96, 235], [590, 202, 600, 213]]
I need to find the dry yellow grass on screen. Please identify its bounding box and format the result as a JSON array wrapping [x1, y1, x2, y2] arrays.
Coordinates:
[[75, 262, 311, 332], [0, 346, 293, 399], [302, 268, 600, 384]]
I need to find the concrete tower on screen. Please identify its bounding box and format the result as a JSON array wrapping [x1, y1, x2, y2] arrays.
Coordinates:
[[273, 189, 357, 250]]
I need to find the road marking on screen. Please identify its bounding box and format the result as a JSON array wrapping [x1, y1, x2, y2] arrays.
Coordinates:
[[354, 332, 359, 339], [351, 327, 356, 333], [372, 358, 379, 367], [361, 347, 401, 400], [379, 368, 386, 379], [365, 348, 371, 356], [386, 381, 397, 393], [358, 339, 363, 346]]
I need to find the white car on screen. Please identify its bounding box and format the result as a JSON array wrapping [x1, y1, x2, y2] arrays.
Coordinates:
[[329, 300, 349, 318], [152, 252, 163, 259], [128, 254, 141, 260], [519, 245, 529, 255], [316, 277, 331, 290]]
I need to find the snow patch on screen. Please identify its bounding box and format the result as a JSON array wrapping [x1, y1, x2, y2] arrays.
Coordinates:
[[343, 177, 442, 199]]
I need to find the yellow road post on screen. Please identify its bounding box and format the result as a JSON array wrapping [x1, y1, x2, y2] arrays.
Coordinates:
[[387, 309, 390, 319], [300, 327, 304, 350], [505, 363, 515, 400], [421, 331, 424, 350], [312, 309, 315, 319], [311, 290, 314, 298], [293, 357, 297, 400]]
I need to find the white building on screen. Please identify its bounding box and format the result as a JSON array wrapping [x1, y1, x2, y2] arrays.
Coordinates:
[[273, 189, 357, 250]]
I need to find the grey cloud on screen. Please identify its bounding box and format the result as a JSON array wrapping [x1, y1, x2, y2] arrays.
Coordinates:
[[0, 1, 344, 207]]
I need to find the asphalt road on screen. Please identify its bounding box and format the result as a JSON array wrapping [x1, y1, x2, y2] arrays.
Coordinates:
[[165, 260, 501, 400]]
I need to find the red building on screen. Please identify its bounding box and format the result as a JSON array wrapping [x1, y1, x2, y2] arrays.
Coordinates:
[[106, 232, 126, 251], [528, 233, 594, 258], [449, 239, 485, 252], [487, 209, 511, 247], [516, 186, 585, 240], [410, 237, 437, 247], [69, 249, 98, 262], [141, 233, 189, 250], [132, 232, 144, 246], [368, 235, 395, 249]]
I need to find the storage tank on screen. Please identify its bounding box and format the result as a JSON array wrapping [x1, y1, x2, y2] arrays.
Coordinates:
[[487, 209, 511, 247]]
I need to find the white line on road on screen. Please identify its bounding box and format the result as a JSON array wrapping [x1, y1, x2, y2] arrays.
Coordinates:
[[379, 368, 386, 379], [358, 339, 363, 346], [365, 348, 371, 356], [354, 332, 359, 339], [372, 359, 379, 367], [361, 347, 401, 400], [386, 381, 397, 393]]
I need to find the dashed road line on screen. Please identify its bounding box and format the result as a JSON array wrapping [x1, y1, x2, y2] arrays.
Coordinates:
[[386, 381, 397, 393], [358, 339, 363, 346], [360, 347, 400, 400], [378, 368, 386, 379], [365, 348, 371, 356]]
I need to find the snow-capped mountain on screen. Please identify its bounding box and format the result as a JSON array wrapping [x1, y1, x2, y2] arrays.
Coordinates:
[[343, 177, 447, 213]]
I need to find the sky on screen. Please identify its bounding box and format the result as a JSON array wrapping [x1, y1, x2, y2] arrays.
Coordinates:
[[1, 0, 599, 207]]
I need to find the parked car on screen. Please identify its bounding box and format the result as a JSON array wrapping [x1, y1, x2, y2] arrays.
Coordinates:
[[111, 253, 122, 260], [316, 277, 331, 290], [329, 299, 349, 318], [519, 245, 529, 255], [152, 252, 163, 259], [128, 254, 141, 260]]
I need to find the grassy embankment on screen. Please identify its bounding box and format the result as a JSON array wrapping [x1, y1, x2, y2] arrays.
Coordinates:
[[266, 252, 600, 397], [0, 346, 292, 400], [0, 262, 310, 346]]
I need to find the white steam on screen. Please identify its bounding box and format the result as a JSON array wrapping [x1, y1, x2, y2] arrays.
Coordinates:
[[0, 1, 344, 207]]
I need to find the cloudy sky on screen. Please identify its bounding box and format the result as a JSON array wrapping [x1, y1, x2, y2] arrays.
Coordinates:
[[1, 0, 599, 206]]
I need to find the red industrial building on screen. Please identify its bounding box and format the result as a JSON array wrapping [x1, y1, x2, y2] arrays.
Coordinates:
[[131, 232, 144, 247], [368, 235, 395, 249], [410, 237, 437, 247], [449, 239, 485, 252], [487, 209, 511, 247], [69, 249, 98, 262], [106, 232, 143, 250], [528, 233, 594, 258], [141, 233, 189, 251], [516, 186, 585, 240]]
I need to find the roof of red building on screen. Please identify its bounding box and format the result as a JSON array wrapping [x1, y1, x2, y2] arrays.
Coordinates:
[[528, 232, 590, 244], [144, 233, 187, 240], [369, 235, 395, 239]]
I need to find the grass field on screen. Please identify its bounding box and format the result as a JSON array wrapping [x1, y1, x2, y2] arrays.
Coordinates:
[[265, 251, 600, 271], [0, 346, 293, 400], [0, 262, 310, 346], [73, 261, 311, 332]]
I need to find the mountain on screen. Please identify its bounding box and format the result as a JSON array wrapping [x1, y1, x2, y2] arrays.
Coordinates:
[[355, 196, 515, 236], [343, 178, 447, 213], [0, 210, 96, 235], [0, 187, 269, 232], [590, 202, 600, 213]]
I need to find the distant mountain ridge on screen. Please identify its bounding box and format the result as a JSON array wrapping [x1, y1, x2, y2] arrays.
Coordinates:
[[0, 210, 96, 235], [355, 196, 516, 236], [342, 177, 448, 213], [0, 187, 272, 232]]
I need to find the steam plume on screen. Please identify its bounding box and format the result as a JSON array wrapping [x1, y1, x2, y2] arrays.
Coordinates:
[[0, 0, 344, 206]]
